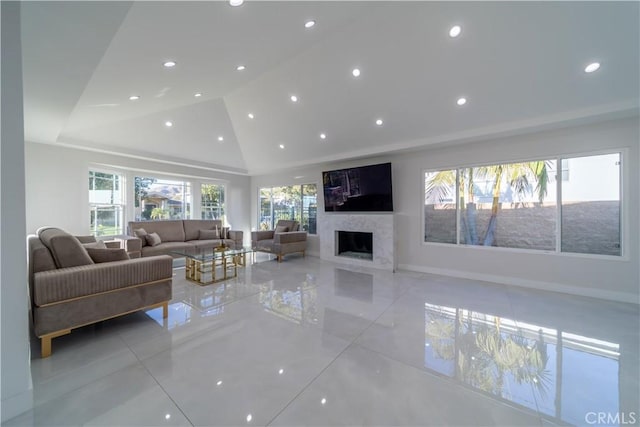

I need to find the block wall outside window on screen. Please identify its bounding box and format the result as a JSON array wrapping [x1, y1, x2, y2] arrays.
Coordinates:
[[424, 152, 621, 256]]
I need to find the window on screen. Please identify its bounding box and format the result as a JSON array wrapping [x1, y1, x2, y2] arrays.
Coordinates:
[[424, 169, 457, 244], [259, 184, 317, 234], [424, 152, 622, 256], [134, 176, 191, 220], [561, 153, 620, 256], [201, 183, 225, 220], [89, 170, 125, 236]]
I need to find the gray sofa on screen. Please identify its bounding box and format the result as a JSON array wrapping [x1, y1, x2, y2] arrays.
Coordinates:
[[127, 219, 244, 258], [28, 227, 173, 358], [251, 220, 308, 262]]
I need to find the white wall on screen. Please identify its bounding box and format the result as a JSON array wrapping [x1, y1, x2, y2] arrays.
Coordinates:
[[251, 117, 640, 302], [25, 143, 252, 244], [1, 2, 34, 421]]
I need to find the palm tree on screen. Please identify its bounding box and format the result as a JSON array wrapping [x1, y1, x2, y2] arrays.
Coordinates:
[[426, 161, 552, 246]]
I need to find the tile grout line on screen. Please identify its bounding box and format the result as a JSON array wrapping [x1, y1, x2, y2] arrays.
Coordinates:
[[264, 278, 413, 426], [123, 330, 197, 427]]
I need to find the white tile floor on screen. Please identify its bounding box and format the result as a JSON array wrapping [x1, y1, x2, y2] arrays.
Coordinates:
[[5, 255, 639, 426]]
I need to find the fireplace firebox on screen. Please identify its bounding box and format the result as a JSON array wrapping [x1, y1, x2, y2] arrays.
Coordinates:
[[336, 231, 373, 260]]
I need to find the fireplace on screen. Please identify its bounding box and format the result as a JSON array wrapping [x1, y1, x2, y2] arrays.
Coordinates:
[[319, 213, 395, 271], [336, 231, 373, 260]]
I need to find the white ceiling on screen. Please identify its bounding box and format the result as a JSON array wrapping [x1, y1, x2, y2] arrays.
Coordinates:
[[21, 1, 639, 175]]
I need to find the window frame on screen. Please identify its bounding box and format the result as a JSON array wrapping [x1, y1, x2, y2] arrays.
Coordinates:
[[421, 148, 627, 260], [88, 167, 127, 238], [200, 181, 226, 221], [133, 174, 193, 221], [258, 183, 318, 235]]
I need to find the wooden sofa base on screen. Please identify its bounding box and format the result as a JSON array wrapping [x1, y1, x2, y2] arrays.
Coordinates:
[[39, 301, 168, 358]]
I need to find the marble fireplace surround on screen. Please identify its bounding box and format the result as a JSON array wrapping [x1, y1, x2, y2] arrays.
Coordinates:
[[319, 213, 395, 271]]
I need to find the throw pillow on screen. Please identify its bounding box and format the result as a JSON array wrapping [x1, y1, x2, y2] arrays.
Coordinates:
[[86, 248, 130, 263], [199, 229, 219, 240], [133, 228, 148, 247], [82, 240, 107, 249], [274, 225, 289, 234], [37, 227, 94, 268], [146, 232, 162, 247]]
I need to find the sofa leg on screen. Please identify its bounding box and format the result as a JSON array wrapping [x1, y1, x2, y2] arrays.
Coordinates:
[[162, 302, 168, 319], [302, 250, 305, 258], [40, 329, 71, 358], [277, 255, 283, 263]]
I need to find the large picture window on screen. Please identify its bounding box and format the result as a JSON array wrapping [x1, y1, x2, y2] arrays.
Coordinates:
[[259, 184, 317, 234], [424, 152, 621, 256], [89, 170, 125, 236], [134, 176, 191, 221]]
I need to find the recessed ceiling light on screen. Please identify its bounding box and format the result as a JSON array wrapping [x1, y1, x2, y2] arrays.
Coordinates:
[[584, 62, 601, 73], [320, 133, 327, 139], [194, 93, 202, 97], [279, 144, 285, 149], [163, 61, 176, 68], [290, 95, 298, 102], [165, 121, 173, 127], [128, 95, 140, 101], [375, 119, 383, 126], [236, 65, 246, 71], [229, 0, 244, 6], [247, 113, 255, 119], [304, 20, 316, 29], [352, 68, 361, 77], [449, 25, 462, 38], [218, 136, 224, 142], [457, 97, 467, 106]]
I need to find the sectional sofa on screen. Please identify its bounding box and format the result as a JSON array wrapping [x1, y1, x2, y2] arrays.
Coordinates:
[[127, 219, 244, 258]]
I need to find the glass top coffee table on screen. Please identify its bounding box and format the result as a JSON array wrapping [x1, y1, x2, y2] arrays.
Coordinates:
[[170, 247, 253, 285]]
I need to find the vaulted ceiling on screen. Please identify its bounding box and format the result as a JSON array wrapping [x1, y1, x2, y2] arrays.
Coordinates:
[[21, 1, 639, 175]]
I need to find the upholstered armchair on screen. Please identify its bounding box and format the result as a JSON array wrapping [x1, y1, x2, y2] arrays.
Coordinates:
[[251, 220, 308, 262]]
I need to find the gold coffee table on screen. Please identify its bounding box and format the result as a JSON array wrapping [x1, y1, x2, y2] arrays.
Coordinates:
[[171, 247, 253, 285]]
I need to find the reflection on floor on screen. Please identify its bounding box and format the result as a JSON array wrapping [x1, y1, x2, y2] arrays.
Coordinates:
[[6, 255, 639, 427]]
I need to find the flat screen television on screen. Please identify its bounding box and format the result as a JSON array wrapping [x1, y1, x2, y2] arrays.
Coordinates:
[[322, 162, 393, 212]]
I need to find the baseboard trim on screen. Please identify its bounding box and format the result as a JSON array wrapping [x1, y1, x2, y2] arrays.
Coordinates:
[[1, 387, 33, 423], [397, 264, 639, 304]]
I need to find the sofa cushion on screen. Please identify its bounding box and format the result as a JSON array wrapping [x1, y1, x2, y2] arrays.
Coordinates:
[[86, 248, 130, 263], [146, 232, 162, 247], [276, 220, 299, 232], [82, 240, 107, 249], [183, 219, 222, 241], [141, 241, 193, 257], [75, 235, 97, 244], [274, 225, 289, 234], [37, 227, 94, 268], [133, 228, 148, 247], [128, 220, 185, 242], [199, 229, 219, 240]]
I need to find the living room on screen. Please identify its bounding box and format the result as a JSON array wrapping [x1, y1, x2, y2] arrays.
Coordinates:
[[2, 1, 639, 425]]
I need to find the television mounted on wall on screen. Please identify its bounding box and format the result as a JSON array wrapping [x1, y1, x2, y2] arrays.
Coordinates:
[[322, 162, 393, 212]]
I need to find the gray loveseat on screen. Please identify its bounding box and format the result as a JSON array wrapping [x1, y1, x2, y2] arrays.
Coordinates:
[[127, 219, 244, 258], [28, 227, 173, 357], [251, 220, 308, 262]]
